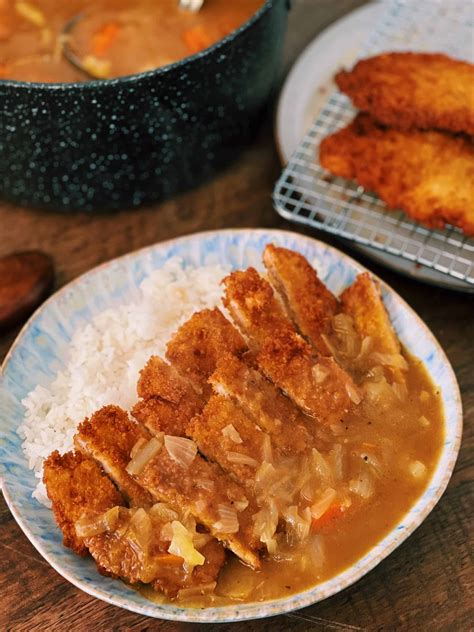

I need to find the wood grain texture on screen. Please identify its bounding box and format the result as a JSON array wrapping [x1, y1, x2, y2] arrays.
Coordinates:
[[1, 1, 473, 630]]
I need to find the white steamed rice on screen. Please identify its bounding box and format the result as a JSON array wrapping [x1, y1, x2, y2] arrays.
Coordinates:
[[19, 258, 227, 506]]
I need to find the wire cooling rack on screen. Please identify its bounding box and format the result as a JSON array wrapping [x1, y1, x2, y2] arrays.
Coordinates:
[[273, 0, 474, 286]]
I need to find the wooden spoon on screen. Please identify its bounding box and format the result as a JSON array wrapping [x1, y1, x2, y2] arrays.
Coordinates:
[[0, 251, 55, 332]]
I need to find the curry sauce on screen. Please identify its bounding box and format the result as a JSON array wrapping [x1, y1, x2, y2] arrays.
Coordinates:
[[139, 352, 445, 607], [0, 0, 264, 82]]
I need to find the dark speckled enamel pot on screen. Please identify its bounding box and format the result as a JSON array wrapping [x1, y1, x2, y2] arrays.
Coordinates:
[[0, 0, 289, 211]]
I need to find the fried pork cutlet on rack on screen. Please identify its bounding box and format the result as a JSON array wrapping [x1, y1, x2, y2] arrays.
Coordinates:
[[43, 450, 122, 555], [340, 272, 407, 383], [222, 267, 359, 422], [166, 308, 248, 397], [43, 451, 225, 596], [209, 354, 316, 454], [263, 244, 339, 356], [319, 112, 474, 236], [74, 405, 154, 508], [81, 404, 261, 568], [132, 356, 205, 437], [335, 52, 474, 136], [187, 394, 272, 489]]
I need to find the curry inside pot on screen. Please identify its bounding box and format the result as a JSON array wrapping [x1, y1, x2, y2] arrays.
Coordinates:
[[0, 0, 264, 82]]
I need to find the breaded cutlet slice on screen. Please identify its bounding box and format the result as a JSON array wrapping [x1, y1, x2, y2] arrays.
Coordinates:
[[340, 273, 406, 382], [83, 405, 261, 568], [222, 267, 290, 350], [132, 355, 205, 437], [133, 436, 261, 569], [43, 455, 225, 595], [187, 395, 269, 488], [166, 308, 248, 397], [85, 507, 225, 596], [319, 113, 474, 236], [136, 355, 204, 404], [209, 354, 313, 454], [263, 244, 339, 355], [222, 268, 358, 422], [74, 405, 154, 508], [43, 450, 123, 555], [335, 52, 474, 136]]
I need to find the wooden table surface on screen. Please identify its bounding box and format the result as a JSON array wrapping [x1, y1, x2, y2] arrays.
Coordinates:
[[1, 1, 472, 630]]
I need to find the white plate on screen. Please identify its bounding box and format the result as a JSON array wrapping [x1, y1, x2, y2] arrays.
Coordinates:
[[276, 2, 474, 293]]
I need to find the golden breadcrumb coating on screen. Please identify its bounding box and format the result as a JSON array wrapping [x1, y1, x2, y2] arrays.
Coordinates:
[[223, 268, 356, 422], [209, 354, 314, 454], [336, 52, 474, 135], [133, 355, 205, 437], [263, 244, 339, 355], [137, 355, 202, 404], [43, 450, 123, 555], [340, 272, 400, 354], [75, 405, 260, 567], [319, 113, 474, 236], [74, 405, 154, 508], [43, 449, 225, 594], [187, 395, 268, 487], [340, 273, 407, 384], [166, 308, 247, 396], [135, 441, 261, 569]]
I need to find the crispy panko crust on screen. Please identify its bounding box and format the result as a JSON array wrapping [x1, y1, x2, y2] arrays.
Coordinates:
[[223, 268, 356, 422], [132, 397, 191, 438], [319, 113, 474, 236], [137, 355, 202, 404], [43, 450, 123, 555], [340, 273, 406, 384], [187, 395, 267, 487], [209, 354, 314, 454], [336, 52, 474, 135], [75, 405, 154, 508], [340, 272, 400, 356], [257, 332, 355, 422], [133, 356, 205, 437], [222, 268, 290, 349], [135, 442, 261, 569], [166, 308, 247, 396], [263, 244, 339, 355]]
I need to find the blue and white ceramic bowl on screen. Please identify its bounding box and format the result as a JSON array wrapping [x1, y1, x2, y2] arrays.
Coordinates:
[[0, 229, 462, 622]]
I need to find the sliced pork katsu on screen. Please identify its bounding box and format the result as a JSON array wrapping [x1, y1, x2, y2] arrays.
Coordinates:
[[222, 268, 359, 422], [80, 405, 261, 568], [74, 405, 155, 508], [209, 354, 314, 454], [43, 451, 225, 595], [166, 308, 247, 397], [187, 394, 271, 488], [43, 450, 123, 555], [133, 356, 205, 437], [263, 244, 339, 356], [340, 273, 407, 382], [132, 434, 261, 569]]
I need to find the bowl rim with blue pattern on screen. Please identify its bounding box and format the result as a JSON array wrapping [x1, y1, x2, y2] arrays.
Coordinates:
[[0, 229, 462, 622]]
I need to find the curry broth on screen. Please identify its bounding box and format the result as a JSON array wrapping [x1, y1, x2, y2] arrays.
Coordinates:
[[0, 0, 263, 82], [141, 352, 444, 607]]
